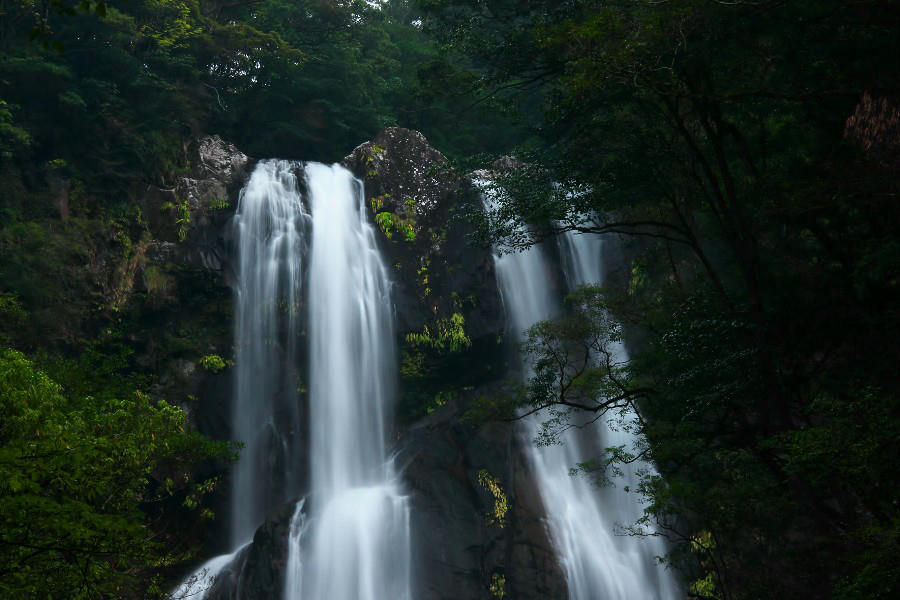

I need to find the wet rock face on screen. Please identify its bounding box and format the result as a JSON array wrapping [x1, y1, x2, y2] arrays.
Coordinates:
[[396, 393, 567, 600], [139, 135, 248, 270], [343, 127, 454, 219], [202, 392, 567, 600], [205, 500, 296, 600], [343, 127, 503, 344]]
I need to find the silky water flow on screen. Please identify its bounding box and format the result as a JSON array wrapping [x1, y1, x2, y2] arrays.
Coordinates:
[[174, 161, 411, 600], [483, 186, 680, 599]]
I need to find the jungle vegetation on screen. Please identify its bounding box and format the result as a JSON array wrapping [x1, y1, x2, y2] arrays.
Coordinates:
[[0, 1, 897, 598], [419, 1, 900, 598]]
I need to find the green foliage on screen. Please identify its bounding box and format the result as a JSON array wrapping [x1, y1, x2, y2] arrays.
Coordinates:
[[509, 287, 641, 446], [0, 218, 107, 345], [425, 390, 452, 415], [199, 353, 230, 373], [0, 100, 32, 158], [375, 210, 396, 239], [417, 257, 430, 297], [371, 192, 417, 242], [477, 469, 508, 528], [426, 0, 900, 595], [405, 312, 471, 352], [399, 311, 476, 421], [0, 293, 27, 344], [398, 321, 501, 425], [402, 221, 416, 242], [0, 0, 524, 215], [489, 572, 506, 598], [687, 531, 720, 599], [0, 348, 232, 598], [143, 264, 176, 303], [161, 195, 194, 243]]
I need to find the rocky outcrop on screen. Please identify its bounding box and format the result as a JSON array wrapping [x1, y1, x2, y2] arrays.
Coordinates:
[[130, 134, 247, 415], [194, 135, 251, 184], [397, 393, 567, 599], [343, 127, 502, 342], [139, 134, 248, 275], [344, 127, 455, 219], [205, 500, 296, 600]]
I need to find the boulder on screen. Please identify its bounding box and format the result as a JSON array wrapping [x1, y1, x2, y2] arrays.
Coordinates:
[[396, 392, 567, 600], [139, 135, 248, 273], [344, 127, 503, 351], [205, 500, 296, 600]]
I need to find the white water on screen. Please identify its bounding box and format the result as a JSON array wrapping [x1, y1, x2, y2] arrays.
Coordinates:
[[284, 163, 411, 600], [175, 161, 410, 599], [170, 545, 247, 600], [174, 160, 674, 599], [485, 188, 679, 597], [174, 160, 309, 596], [231, 160, 308, 545]]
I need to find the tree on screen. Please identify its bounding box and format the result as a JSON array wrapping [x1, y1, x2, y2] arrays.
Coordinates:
[[422, 0, 900, 596], [0, 348, 232, 598]]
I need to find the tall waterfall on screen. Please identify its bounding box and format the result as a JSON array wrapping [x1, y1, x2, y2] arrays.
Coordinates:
[[174, 161, 410, 599], [231, 160, 308, 544], [284, 162, 411, 600], [487, 199, 679, 596]]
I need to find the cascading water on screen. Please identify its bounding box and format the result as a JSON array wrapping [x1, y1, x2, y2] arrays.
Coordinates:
[[231, 160, 308, 545], [174, 161, 410, 599], [485, 189, 679, 598], [283, 162, 411, 600], [173, 160, 307, 597], [175, 157, 674, 599]]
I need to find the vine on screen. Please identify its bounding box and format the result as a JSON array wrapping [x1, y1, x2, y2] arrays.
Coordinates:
[[477, 469, 508, 528]]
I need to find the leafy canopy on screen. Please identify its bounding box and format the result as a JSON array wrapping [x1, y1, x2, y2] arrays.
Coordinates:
[[0, 348, 232, 598]]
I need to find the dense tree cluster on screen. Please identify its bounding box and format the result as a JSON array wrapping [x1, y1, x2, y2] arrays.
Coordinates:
[[1, 0, 897, 597], [0, 348, 232, 598], [420, 0, 900, 597], [0, 0, 521, 218]]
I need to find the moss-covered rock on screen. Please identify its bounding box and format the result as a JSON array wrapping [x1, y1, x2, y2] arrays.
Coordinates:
[[344, 128, 506, 425], [395, 392, 567, 600]]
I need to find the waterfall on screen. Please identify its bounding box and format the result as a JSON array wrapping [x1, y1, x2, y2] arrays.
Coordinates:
[[169, 544, 248, 600], [484, 188, 679, 597], [284, 162, 411, 600], [174, 161, 410, 599], [175, 158, 674, 599], [230, 160, 308, 544]]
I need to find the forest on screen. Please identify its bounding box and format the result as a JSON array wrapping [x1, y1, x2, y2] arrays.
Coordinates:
[[1, 1, 898, 599]]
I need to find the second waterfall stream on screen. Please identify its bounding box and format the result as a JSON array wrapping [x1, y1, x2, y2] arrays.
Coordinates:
[[485, 188, 681, 598]]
